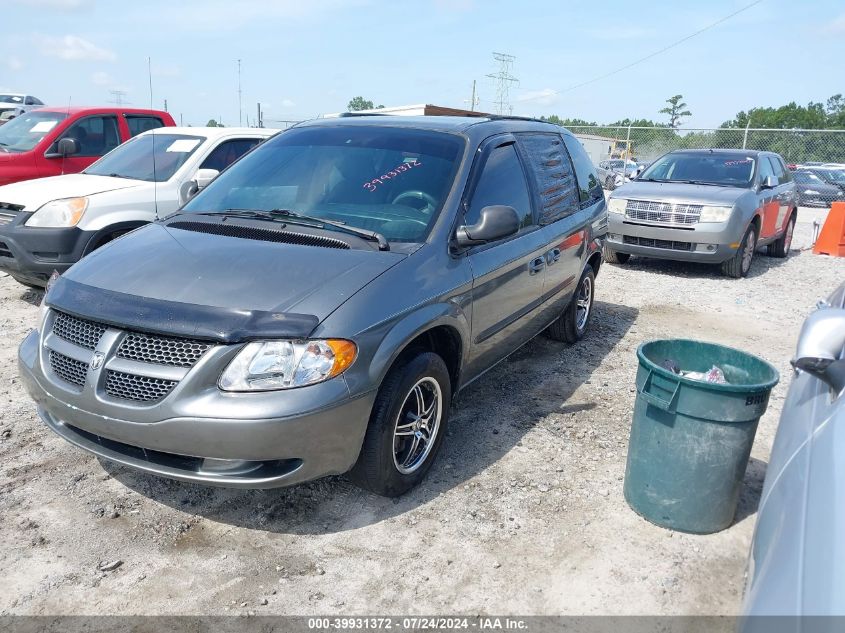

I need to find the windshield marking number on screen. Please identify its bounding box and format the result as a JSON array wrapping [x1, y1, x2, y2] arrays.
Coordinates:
[[363, 158, 422, 192]]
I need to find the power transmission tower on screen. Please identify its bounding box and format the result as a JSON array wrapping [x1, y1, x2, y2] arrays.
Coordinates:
[[108, 90, 127, 105], [485, 52, 518, 115]]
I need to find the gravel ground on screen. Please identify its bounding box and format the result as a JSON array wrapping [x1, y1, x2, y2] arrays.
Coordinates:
[[0, 211, 841, 616]]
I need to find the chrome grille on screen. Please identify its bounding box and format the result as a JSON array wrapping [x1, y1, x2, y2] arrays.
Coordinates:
[[49, 350, 88, 388], [105, 371, 177, 402], [53, 311, 107, 350], [117, 333, 210, 368], [625, 200, 702, 226]]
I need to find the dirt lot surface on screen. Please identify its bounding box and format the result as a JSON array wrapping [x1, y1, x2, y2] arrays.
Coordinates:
[[0, 209, 841, 616]]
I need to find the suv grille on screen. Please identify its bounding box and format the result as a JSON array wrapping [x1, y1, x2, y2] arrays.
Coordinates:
[[625, 200, 702, 226], [53, 311, 107, 350], [49, 350, 88, 388], [624, 235, 693, 251], [105, 370, 177, 402], [117, 333, 210, 368]]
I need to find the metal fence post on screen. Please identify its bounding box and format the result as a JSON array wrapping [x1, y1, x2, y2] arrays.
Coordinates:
[[742, 121, 750, 150], [626, 125, 632, 159]]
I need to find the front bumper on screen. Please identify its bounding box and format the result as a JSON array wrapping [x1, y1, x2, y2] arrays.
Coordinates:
[[0, 218, 92, 286], [607, 213, 740, 263], [18, 328, 375, 488]]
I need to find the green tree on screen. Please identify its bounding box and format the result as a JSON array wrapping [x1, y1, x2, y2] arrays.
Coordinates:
[[659, 95, 692, 129], [206, 119, 224, 127], [347, 96, 375, 111]]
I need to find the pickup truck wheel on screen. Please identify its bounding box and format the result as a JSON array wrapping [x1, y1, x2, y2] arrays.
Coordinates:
[[605, 176, 615, 190], [720, 224, 757, 278], [767, 213, 795, 258], [603, 246, 630, 265], [349, 351, 451, 497], [547, 265, 595, 344]]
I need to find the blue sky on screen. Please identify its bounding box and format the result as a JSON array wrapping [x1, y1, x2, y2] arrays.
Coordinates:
[[3, 0, 844, 128]]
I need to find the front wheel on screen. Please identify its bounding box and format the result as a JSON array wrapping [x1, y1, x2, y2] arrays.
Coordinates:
[[721, 224, 757, 278], [547, 265, 596, 343], [603, 246, 630, 264], [349, 351, 451, 497]]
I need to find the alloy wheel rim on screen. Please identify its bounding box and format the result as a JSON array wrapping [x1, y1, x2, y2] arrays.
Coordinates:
[[741, 230, 756, 273], [392, 377, 442, 475], [576, 276, 592, 331]]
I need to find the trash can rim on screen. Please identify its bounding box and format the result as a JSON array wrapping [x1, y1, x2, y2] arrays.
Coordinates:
[[636, 339, 780, 393]]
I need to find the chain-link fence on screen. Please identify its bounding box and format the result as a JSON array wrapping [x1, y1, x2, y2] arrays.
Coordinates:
[[567, 125, 845, 167]]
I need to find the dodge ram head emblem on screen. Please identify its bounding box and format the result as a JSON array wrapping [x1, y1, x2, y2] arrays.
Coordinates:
[[90, 352, 105, 370]]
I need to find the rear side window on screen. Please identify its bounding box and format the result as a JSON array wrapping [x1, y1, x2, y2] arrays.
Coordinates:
[[466, 143, 533, 230], [770, 156, 791, 184], [517, 133, 579, 224], [561, 134, 603, 207], [125, 115, 165, 137], [200, 138, 262, 171]]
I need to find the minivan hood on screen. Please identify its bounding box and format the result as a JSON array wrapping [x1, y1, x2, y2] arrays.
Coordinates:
[[56, 222, 405, 340], [0, 173, 143, 210], [612, 181, 751, 205]]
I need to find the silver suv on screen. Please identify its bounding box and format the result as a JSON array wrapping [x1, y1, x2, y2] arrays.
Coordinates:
[[605, 149, 798, 277]]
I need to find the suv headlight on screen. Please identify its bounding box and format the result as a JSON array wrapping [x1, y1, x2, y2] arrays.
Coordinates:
[[698, 205, 733, 223], [26, 197, 89, 227], [608, 198, 627, 214], [219, 339, 357, 391]]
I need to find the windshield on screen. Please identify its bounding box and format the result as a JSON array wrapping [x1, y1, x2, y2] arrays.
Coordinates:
[[0, 95, 24, 104], [794, 172, 821, 183], [0, 110, 68, 152], [181, 125, 465, 244], [816, 169, 845, 185], [86, 133, 205, 182], [639, 151, 756, 187]]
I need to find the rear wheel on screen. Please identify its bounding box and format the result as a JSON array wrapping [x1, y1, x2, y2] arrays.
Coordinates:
[[547, 265, 596, 343], [767, 213, 795, 258], [603, 246, 630, 265], [349, 351, 451, 497], [721, 224, 757, 278]]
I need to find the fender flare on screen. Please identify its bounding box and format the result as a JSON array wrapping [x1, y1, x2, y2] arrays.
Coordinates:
[[81, 220, 149, 256]]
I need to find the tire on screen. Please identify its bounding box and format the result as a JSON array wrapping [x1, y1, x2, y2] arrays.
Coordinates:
[[767, 213, 796, 258], [547, 265, 596, 343], [9, 275, 44, 290], [721, 223, 757, 278], [603, 246, 630, 265], [605, 176, 615, 191], [348, 351, 451, 497]]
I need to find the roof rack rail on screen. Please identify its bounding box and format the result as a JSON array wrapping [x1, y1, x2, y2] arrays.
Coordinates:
[[484, 114, 556, 124], [337, 112, 389, 117]]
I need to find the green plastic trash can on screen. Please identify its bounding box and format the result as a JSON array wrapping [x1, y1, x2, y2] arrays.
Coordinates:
[[623, 339, 780, 534]]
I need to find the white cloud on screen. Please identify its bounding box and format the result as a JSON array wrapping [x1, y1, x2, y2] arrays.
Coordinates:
[[13, 0, 92, 9], [36, 34, 115, 62], [91, 71, 111, 86], [4, 56, 24, 71], [516, 88, 559, 107], [825, 13, 845, 34]]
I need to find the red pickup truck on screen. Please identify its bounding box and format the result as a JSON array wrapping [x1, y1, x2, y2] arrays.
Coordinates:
[[0, 106, 175, 186]]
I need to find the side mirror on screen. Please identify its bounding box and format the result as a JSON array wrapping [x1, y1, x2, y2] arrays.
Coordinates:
[[178, 179, 199, 205], [46, 137, 79, 158], [760, 175, 778, 190], [791, 308, 845, 393], [454, 205, 521, 248], [194, 168, 219, 190]]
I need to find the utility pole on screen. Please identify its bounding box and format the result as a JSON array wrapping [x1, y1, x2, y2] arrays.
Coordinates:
[[163, 99, 168, 112], [257, 102, 263, 128], [179, 113, 183, 126], [486, 52, 518, 115], [237, 59, 243, 127], [467, 80, 479, 112]]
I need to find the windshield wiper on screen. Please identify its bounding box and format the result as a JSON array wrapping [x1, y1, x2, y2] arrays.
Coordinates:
[[191, 209, 391, 251]]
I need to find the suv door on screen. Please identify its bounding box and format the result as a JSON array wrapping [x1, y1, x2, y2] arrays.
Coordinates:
[[770, 155, 795, 233], [462, 136, 548, 378], [756, 156, 779, 240], [516, 133, 583, 322]]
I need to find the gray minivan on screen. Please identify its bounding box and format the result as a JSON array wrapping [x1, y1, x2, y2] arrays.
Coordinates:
[[19, 116, 607, 496]]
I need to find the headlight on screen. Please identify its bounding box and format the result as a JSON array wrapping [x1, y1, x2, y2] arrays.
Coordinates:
[[25, 197, 88, 228], [803, 189, 819, 195], [608, 198, 627, 214], [219, 339, 357, 391], [698, 205, 733, 223]]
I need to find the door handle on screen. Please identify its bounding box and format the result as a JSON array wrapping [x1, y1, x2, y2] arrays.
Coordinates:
[[546, 248, 561, 265], [528, 257, 546, 275]]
